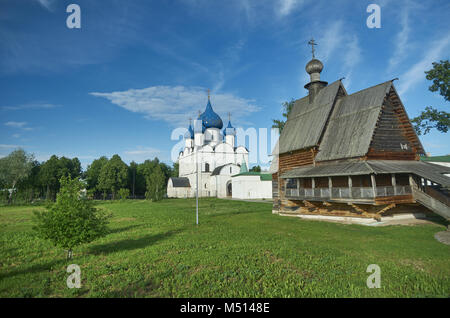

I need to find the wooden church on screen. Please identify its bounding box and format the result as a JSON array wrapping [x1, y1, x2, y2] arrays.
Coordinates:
[[271, 40, 450, 223]]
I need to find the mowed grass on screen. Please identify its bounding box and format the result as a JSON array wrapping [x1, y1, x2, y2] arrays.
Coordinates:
[[0, 198, 449, 298]]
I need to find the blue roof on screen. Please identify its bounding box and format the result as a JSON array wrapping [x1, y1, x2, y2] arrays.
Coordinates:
[[223, 120, 236, 136], [185, 123, 194, 139], [199, 99, 223, 130]]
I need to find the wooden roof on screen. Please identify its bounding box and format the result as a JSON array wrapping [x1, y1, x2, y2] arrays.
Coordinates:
[[279, 80, 425, 161], [280, 160, 450, 187]]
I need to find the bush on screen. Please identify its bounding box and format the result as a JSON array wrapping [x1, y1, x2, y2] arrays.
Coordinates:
[[118, 188, 130, 201], [33, 176, 111, 258]]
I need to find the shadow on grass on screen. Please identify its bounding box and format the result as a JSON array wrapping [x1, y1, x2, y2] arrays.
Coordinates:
[[108, 224, 146, 235], [89, 229, 183, 255], [209, 209, 265, 218], [0, 258, 67, 280]]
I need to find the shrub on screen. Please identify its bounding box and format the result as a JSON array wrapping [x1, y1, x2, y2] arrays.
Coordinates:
[[33, 176, 111, 258], [118, 188, 130, 201]]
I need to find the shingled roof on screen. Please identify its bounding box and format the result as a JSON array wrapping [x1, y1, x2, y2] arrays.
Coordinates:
[[279, 80, 344, 154], [170, 177, 191, 188], [280, 160, 450, 187], [279, 79, 424, 161], [315, 81, 393, 161]]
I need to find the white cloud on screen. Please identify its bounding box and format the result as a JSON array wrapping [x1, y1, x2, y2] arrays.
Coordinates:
[[398, 34, 450, 95], [122, 146, 164, 163], [4, 121, 33, 131], [314, 21, 361, 88], [90, 86, 261, 127], [35, 0, 55, 11], [1, 103, 60, 111], [277, 0, 306, 16], [387, 9, 410, 72], [5, 121, 26, 128], [0, 144, 22, 149]]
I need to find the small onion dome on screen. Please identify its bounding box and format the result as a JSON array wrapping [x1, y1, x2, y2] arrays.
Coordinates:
[[185, 123, 194, 139], [305, 58, 323, 75], [223, 120, 236, 136], [199, 99, 223, 130]]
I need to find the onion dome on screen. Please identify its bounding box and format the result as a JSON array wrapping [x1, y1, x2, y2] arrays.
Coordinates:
[[223, 119, 236, 136], [199, 98, 223, 130], [305, 58, 323, 75], [185, 123, 194, 139]]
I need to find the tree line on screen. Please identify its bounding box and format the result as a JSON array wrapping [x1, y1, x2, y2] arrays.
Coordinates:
[[0, 149, 178, 205]]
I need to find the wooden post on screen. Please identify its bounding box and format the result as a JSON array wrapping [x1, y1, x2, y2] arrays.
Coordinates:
[[312, 177, 315, 197], [371, 174, 377, 198], [348, 176, 352, 198], [391, 174, 397, 195], [409, 174, 417, 189], [328, 177, 332, 199]]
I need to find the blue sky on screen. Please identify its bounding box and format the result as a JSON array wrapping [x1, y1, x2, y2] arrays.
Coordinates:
[[0, 0, 449, 169]]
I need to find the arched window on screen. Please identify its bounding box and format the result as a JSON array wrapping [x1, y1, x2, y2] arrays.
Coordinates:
[[205, 163, 210, 172]]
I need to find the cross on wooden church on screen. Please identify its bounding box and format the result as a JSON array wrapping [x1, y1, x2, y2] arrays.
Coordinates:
[[308, 38, 317, 58]]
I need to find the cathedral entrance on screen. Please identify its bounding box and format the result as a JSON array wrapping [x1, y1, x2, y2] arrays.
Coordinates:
[[226, 181, 232, 197]]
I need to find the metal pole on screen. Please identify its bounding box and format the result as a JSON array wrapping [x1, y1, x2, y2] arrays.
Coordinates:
[[196, 137, 199, 225]]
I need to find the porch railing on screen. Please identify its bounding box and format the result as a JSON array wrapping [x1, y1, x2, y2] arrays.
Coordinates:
[[285, 185, 412, 200]]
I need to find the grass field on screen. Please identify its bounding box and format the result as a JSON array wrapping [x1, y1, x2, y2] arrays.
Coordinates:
[[0, 198, 449, 297]]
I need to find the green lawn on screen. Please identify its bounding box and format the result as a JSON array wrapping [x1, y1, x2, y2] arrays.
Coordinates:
[[0, 198, 449, 297]]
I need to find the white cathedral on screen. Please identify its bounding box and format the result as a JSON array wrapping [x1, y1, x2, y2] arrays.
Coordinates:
[[167, 94, 250, 198]]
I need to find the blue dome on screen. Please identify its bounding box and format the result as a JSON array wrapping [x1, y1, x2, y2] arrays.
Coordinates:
[[223, 120, 236, 136], [199, 99, 223, 130], [185, 123, 194, 139]]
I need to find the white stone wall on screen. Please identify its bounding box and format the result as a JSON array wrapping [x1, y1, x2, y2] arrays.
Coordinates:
[[232, 175, 272, 199]]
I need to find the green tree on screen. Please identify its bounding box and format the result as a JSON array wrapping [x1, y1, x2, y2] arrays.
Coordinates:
[[0, 149, 34, 204], [272, 99, 295, 133], [98, 154, 128, 200], [172, 162, 179, 177], [412, 60, 449, 135], [33, 176, 110, 258], [145, 165, 166, 201], [250, 165, 261, 172], [85, 156, 108, 196], [118, 188, 130, 201], [39, 155, 82, 201]]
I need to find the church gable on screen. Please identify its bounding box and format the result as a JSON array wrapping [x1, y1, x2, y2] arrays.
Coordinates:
[[279, 80, 343, 154], [315, 81, 392, 162]]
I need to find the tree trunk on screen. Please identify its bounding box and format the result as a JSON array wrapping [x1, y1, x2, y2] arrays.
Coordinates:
[[67, 249, 73, 259]]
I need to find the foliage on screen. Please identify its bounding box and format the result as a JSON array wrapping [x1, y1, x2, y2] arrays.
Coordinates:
[[411, 106, 450, 135], [0, 149, 34, 204], [425, 60, 449, 101], [412, 60, 449, 135], [32, 176, 110, 258], [117, 188, 130, 201], [98, 155, 128, 200], [1, 199, 449, 297], [272, 99, 295, 133], [85, 156, 108, 195], [250, 165, 262, 172], [39, 155, 81, 200], [145, 165, 166, 201]]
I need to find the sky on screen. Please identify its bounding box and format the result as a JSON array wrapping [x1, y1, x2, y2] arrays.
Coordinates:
[[0, 0, 449, 170]]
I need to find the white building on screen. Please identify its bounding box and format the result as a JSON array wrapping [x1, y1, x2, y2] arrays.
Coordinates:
[[231, 161, 273, 200], [167, 95, 249, 198]]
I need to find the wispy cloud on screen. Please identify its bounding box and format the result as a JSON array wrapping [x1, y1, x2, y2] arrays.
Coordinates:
[[315, 20, 361, 88], [35, 0, 55, 11], [0, 144, 22, 149], [276, 0, 306, 17], [90, 86, 261, 127], [398, 34, 450, 95], [122, 146, 164, 162], [4, 121, 33, 131], [387, 8, 410, 72], [1, 102, 60, 111]]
